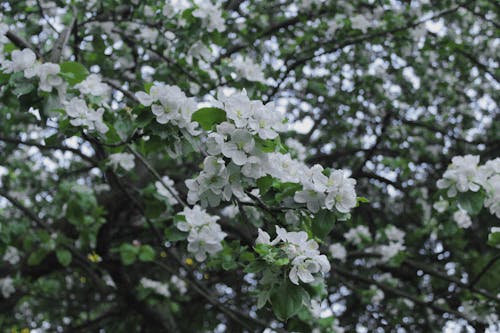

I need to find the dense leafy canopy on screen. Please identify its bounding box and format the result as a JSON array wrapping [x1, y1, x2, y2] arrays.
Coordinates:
[[0, 0, 499, 332]]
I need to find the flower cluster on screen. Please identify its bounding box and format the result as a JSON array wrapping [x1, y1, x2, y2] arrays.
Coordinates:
[[437, 155, 484, 197], [155, 175, 179, 206], [65, 97, 108, 134], [3, 246, 20, 265], [140, 277, 171, 297], [177, 205, 226, 262], [186, 90, 357, 215], [74, 74, 110, 98], [436, 156, 500, 219], [140, 275, 187, 297], [0, 276, 15, 298], [135, 84, 200, 136], [1, 48, 64, 94], [0, 47, 113, 135], [373, 225, 406, 262], [192, 0, 225, 33], [108, 153, 135, 171], [453, 208, 472, 229], [256, 226, 330, 285], [294, 167, 357, 213], [230, 55, 266, 83], [328, 243, 347, 262], [285, 138, 307, 161], [344, 225, 371, 246]]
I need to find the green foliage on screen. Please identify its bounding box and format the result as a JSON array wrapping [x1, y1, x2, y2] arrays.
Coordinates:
[[55, 249, 72, 267], [118, 243, 156, 265], [59, 61, 88, 85], [0, 0, 498, 332], [312, 209, 336, 239], [270, 281, 309, 321], [191, 107, 227, 130], [456, 190, 486, 216]]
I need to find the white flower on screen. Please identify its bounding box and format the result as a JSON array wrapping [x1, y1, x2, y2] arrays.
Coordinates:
[[437, 155, 483, 197], [140, 278, 170, 297], [309, 299, 323, 318], [255, 228, 280, 246], [453, 207, 472, 228], [479, 158, 500, 179], [187, 223, 226, 261], [192, 0, 225, 32], [257, 226, 330, 285], [370, 285, 384, 304], [433, 197, 449, 213], [186, 156, 241, 207], [344, 225, 371, 245], [350, 15, 371, 33], [138, 26, 159, 43], [178, 205, 226, 262], [220, 129, 255, 165], [326, 16, 344, 37], [139, 84, 200, 135], [324, 170, 357, 213], [135, 91, 154, 106], [247, 102, 285, 139], [329, 243, 347, 262], [221, 204, 239, 218], [1, 48, 36, 74], [385, 225, 405, 243], [108, 153, 135, 171], [0, 276, 15, 298], [377, 242, 405, 262], [188, 41, 212, 61], [155, 176, 179, 205], [267, 153, 304, 183], [3, 246, 20, 265], [64, 97, 109, 133], [162, 0, 189, 17], [144, 5, 155, 17], [289, 254, 330, 285], [170, 275, 187, 294], [484, 174, 500, 219], [218, 89, 254, 128], [75, 74, 110, 97], [28, 62, 63, 92], [294, 186, 326, 213], [285, 138, 307, 161], [230, 55, 266, 83]]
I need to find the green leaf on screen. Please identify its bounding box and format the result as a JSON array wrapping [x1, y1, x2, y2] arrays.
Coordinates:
[[191, 107, 226, 130], [164, 226, 188, 242], [136, 110, 155, 128], [28, 248, 49, 266], [222, 254, 237, 270], [274, 257, 290, 266], [138, 245, 155, 262], [274, 182, 302, 202], [144, 199, 166, 218], [257, 175, 274, 194], [357, 196, 370, 204], [386, 251, 407, 267], [59, 61, 88, 85], [457, 191, 485, 216], [312, 209, 336, 239], [487, 231, 500, 247], [119, 243, 139, 265], [244, 260, 267, 273], [270, 281, 308, 321], [56, 249, 72, 267], [12, 81, 34, 97], [257, 289, 271, 309]]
